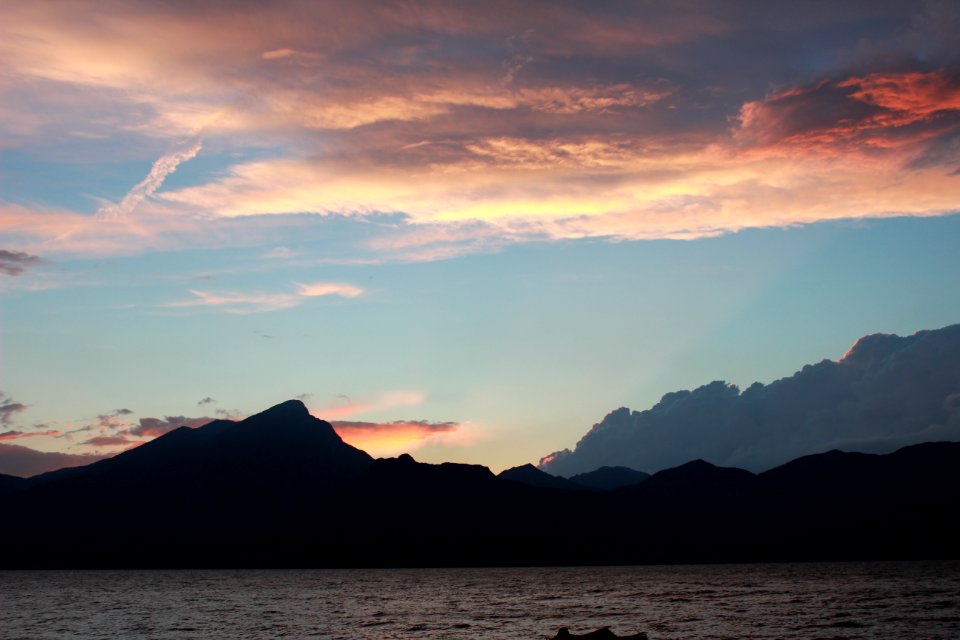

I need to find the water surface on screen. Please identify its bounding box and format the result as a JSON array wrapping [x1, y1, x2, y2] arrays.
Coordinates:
[[2, 562, 958, 639]]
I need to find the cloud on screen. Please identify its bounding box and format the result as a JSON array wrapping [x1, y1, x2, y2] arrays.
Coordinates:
[[263, 246, 296, 259], [163, 289, 301, 314], [0, 392, 28, 425], [80, 434, 137, 449], [97, 139, 203, 220], [316, 391, 425, 419], [3, 1, 960, 264], [736, 70, 960, 158], [295, 282, 364, 298], [164, 281, 364, 314], [197, 397, 215, 406], [540, 324, 960, 476], [0, 429, 59, 441], [0, 442, 107, 478], [127, 415, 212, 438], [331, 419, 461, 457], [0, 250, 46, 276]]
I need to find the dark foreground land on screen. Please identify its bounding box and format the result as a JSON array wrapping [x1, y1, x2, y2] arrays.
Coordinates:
[[2, 400, 958, 568]]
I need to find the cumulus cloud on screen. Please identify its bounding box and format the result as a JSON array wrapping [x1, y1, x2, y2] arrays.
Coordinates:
[[541, 324, 960, 476], [0, 442, 107, 478], [0, 250, 46, 276]]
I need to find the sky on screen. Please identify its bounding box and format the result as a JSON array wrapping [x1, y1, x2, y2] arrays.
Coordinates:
[[1, 0, 959, 476]]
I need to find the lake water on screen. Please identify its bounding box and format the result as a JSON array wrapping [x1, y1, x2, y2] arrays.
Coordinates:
[[1, 562, 958, 639]]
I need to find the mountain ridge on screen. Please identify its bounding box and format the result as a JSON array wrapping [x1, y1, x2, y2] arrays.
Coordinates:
[[2, 399, 958, 568]]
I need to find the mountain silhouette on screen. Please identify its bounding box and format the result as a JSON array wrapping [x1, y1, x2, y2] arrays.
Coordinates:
[[0, 473, 24, 495], [498, 463, 581, 490], [20, 399, 372, 506], [1, 399, 958, 568], [569, 466, 649, 491]]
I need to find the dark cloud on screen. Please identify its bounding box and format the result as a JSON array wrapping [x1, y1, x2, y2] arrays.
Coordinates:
[[128, 415, 212, 438], [735, 68, 960, 160], [0, 429, 59, 441], [0, 442, 106, 478], [0, 392, 28, 426], [0, 249, 45, 276], [80, 435, 136, 448], [115, 408, 134, 415], [541, 324, 960, 476], [197, 397, 215, 406]]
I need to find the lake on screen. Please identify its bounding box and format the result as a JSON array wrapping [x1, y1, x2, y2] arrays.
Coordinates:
[[1, 561, 958, 639]]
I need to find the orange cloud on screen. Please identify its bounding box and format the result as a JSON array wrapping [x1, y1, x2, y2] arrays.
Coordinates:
[[4, 2, 959, 264], [332, 420, 460, 456], [736, 70, 960, 156]]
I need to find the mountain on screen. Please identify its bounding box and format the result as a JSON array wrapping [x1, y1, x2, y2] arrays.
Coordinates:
[[0, 473, 25, 495], [569, 466, 649, 491], [540, 323, 960, 476], [18, 399, 372, 503], [2, 398, 958, 568], [498, 463, 582, 490], [622, 459, 753, 500]]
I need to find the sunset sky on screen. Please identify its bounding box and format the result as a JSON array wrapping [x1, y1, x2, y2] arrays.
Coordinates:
[[2, 1, 959, 475]]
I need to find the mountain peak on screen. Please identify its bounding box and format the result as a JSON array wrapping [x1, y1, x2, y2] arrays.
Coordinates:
[[249, 399, 311, 421]]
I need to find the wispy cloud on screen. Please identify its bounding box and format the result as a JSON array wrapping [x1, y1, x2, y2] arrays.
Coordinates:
[[98, 139, 203, 220], [164, 289, 301, 314], [0, 429, 59, 442], [316, 391, 425, 419], [163, 280, 364, 314], [295, 282, 364, 298]]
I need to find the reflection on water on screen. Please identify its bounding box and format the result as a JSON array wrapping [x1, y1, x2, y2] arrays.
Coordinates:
[[1, 561, 958, 639]]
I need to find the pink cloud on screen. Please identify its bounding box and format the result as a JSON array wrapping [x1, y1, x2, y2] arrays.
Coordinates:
[[315, 391, 425, 419], [736, 69, 960, 156], [295, 282, 364, 298], [163, 281, 364, 314], [0, 429, 59, 441]]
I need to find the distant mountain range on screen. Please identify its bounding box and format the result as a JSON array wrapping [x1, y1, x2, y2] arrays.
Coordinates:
[[540, 323, 960, 476], [2, 399, 958, 568]]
